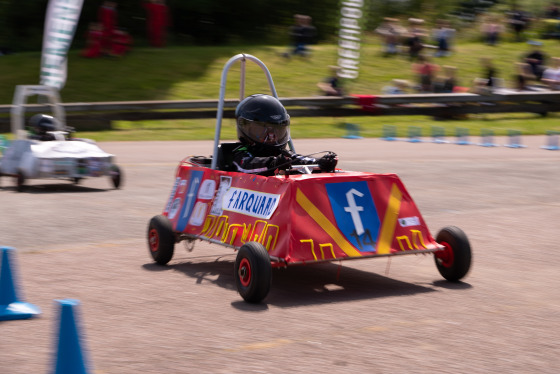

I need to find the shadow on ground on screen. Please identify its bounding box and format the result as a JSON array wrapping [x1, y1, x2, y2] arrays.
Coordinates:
[[0, 181, 114, 193], [143, 256, 454, 309]]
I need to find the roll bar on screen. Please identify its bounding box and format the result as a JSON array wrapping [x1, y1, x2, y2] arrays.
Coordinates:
[[210, 54, 295, 170], [11, 85, 66, 140]]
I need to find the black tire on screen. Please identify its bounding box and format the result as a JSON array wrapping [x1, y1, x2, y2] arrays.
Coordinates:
[[110, 165, 122, 189], [16, 171, 25, 192], [147, 215, 175, 265], [434, 226, 472, 282], [235, 242, 272, 303], [73, 177, 81, 185]]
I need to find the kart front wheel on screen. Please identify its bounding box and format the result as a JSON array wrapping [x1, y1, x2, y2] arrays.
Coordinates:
[[147, 215, 175, 265], [434, 226, 472, 282], [16, 171, 25, 192], [110, 165, 122, 189], [235, 242, 271, 303]]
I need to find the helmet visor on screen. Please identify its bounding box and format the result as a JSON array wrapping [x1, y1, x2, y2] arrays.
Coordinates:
[[238, 118, 290, 146]]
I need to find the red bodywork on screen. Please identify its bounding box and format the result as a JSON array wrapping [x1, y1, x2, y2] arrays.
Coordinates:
[[163, 160, 442, 266]]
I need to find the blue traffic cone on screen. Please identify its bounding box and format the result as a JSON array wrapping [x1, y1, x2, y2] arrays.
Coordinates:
[[53, 299, 90, 374], [0, 246, 41, 321]]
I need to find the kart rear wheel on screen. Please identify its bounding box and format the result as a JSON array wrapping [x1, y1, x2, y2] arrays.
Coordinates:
[[235, 242, 271, 303], [434, 226, 472, 282], [147, 215, 175, 265], [110, 165, 122, 189]]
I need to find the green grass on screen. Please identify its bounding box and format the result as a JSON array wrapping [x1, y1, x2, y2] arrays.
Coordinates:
[[64, 112, 558, 143], [2, 37, 560, 141]]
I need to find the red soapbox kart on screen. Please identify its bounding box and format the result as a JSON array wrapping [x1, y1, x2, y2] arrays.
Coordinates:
[[147, 54, 472, 303]]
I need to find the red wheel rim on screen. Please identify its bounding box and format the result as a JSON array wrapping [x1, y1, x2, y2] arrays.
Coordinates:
[[149, 229, 159, 252], [436, 241, 454, 268], [238, 258, 251, 287]]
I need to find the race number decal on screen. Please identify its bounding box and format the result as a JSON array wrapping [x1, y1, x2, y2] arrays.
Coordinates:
[[176, 170, 204, 231], [326, 181, 381, 252]]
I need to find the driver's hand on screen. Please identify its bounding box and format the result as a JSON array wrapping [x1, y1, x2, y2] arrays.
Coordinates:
[[271, 154, 292, 171], [318, 152, 338, 172]]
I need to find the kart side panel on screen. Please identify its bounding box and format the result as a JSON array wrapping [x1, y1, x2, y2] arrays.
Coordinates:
[[164, 165, 439, 264], [0, 139, 114, 178], [289, 173, 438, 263]]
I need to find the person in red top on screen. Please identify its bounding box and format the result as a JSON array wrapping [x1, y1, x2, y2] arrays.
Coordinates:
[[98, 1, 118, 55], [143, 0, 170, 47], [81, 22, 103, 58], [412, 55, 440, 92], [110, 28, 133, 57]]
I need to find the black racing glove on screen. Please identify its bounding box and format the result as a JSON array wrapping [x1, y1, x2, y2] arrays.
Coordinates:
[[270, 154, 292, 171], [318, 152, 338, 172]]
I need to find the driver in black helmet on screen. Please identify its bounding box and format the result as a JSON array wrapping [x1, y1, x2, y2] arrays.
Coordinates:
[[231, 94, 338, 176], [28, 114, 58, 141]]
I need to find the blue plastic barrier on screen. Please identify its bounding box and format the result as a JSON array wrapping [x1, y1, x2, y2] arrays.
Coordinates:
[[504, 129, 526, 148], [381, 124, 397, 141], [454, 127, 472, 145], [478, 128, 499, 147], [342, 123, 363, 139], [431, 126, 448, 144], [541, 130, 560, 150], [407, 126, 423, 143]]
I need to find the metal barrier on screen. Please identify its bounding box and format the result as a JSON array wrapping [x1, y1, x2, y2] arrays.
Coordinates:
[[1, 91, 560, 132]]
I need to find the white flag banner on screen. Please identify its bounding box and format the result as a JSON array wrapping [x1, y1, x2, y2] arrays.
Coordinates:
[[40, 0, 84, 89], [337, 0, 364, 79]]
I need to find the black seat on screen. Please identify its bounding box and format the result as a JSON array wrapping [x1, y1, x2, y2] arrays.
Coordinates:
[[216, 142, 241, 171]]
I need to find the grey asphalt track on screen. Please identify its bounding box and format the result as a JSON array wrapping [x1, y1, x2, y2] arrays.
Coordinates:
[[1, 136, 559, 373]]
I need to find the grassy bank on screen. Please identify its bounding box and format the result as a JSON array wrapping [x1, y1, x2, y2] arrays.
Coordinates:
[[2, 39, 560, 141], [67, 112, 557, 142]]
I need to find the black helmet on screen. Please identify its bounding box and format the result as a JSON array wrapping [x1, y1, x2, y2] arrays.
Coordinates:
[[29, 114, 58, 135], [235, 94, 290, 148]]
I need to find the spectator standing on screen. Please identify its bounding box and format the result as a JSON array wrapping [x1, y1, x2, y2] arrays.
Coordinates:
[[480, 15, 503, 46], [508, 7, 529, 42], [300, 15, 316, 54], [542, 57, 560, 90], [98, 1, 118, 55], [375, 18, 404, 57], [433, 20, 455, 57], [283, 14, 315, 58], [143, 0, 170, 48], [404, 18, 426, 61]]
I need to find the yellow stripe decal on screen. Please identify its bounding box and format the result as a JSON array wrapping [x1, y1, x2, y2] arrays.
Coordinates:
[[376, 184, 403, 254], [296, 188, 362, 257]]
